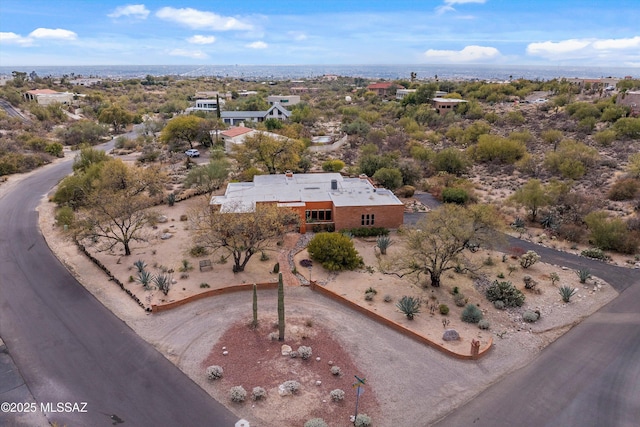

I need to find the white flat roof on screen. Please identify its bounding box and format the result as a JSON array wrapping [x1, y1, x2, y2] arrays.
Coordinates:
[[211, 173, 403, 212]]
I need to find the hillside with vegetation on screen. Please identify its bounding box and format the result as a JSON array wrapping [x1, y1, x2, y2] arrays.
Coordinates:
[[1, 71, 639, 257]]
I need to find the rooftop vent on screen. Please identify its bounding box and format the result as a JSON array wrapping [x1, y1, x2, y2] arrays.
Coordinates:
[[285, 170, 293, 178], [330, 179, 338, 190]]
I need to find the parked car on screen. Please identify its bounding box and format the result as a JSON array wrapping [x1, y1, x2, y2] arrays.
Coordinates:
[[185, 149, 200, 157]]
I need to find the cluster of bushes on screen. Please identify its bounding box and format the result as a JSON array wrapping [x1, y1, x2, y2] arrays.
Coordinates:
[[307, 232, 363, 271], [485, 280, 526, 307], [342, 227, 389, 237]]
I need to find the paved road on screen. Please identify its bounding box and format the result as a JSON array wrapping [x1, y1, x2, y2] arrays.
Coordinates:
[[0, 99, 30, 122], [0, 144, 239, 426]]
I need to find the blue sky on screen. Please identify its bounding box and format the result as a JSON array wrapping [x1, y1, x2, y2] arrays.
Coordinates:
[[1, 0, 639, 67]]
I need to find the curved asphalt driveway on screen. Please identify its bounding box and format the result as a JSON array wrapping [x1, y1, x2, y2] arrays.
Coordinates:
[[0, 150, 238, 425]]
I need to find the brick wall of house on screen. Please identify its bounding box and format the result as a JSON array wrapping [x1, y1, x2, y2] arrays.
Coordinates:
[[333, 205, 404, 230]]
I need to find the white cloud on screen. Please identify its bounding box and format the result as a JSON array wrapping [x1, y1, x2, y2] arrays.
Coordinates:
[[527, 39, 591, 57], [592, 36, 640, 50], [28, 28, 78, 40], [288, 31, 307, 41], [108, 4, 150, 19], [0, 32, 33, 46], [168, 48, 208, 59], [187, 35, 216, 45], [437, 0, 485, 14], [247, 41, 268, 49], [156, 7, 253, 31], [526, 37, 640, 63], [424, 45, 500, 62]]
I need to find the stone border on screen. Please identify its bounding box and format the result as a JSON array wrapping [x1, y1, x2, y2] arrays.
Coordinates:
[[151, 282, 278, 312], [308, 281, 492, 360]]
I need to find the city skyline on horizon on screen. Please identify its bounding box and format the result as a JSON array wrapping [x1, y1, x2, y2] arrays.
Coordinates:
[[1, 1, 639, 68]]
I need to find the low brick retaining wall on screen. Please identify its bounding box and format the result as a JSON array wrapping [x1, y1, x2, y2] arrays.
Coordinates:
[[151, 281, 278, 313], [309, 281, 492, 360]]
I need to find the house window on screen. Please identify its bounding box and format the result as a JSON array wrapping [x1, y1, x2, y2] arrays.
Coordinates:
[[361, 214, 375, 226], [305, 210, 332, 222]]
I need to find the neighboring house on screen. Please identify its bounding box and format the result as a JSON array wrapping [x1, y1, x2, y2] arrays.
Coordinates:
[[186, 98, 225, 113], [267, 95, 301, 106], [211, 172, 404, 233], [219, 126, 257, 153], [68, 78, 102, 86], [367, 82, 398, 96], [23, 89, 73, 105], [432, 98, 468, 116], [238, 90, 258, 97], [195, 91, 232, 100], [220, 103, 291, 126], [396, 88, 416, 100], [220, 127, 291, 153], [617, 91, 640, 116]]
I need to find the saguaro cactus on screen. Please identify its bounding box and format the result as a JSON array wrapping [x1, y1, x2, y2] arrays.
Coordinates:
[[278, 273, 285, 341], [252, 283, 258, 328]]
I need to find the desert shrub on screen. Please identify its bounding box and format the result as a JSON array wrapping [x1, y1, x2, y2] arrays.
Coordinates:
[[478, 319, 491, 330], [453, 293, 466, 307], [519, 250, 541, 269], [330, 389, 345, 402], [439, 304, 450, 315], [523, 310, 540, 323], [470, 134, 526, 164], [608, 178, 640, 201], [55, 206, 75, 227], [461, 304, 483, 323], [252, 386, 267, 401], [364, 291, 375, 301], [321, 159, 345, 172], [559, 285, 577, 302], [355, 414, 372, 427], [199, 283, 210, 288], [289, 351, 299, 359], [344, 227, 389, 237], [613, 117, 640, 139], [305, 419, 328, 427], [441, 187, 469, 204], [280, 380, 301, 395], [307, 232, 363, 271], [581, 248, 608, 260], [189, 245, 209, 257], [229, 385, 247, 402], [493, 300, 505, 310], [397, 295, 422, 320], [383, 294, 393, 303], [395, 185, 416, 198], [584, 211, 628, 252], [206, 365, 224, 380], [376, 235, 394, 255], [594, 129, 617, 146], [433, 147, 471, 175], [297, 346, 312, 360], [330, 365, 342, 376], [485, 280, 525, 307]]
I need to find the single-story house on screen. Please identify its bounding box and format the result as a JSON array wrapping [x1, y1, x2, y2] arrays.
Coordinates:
[[267, 95, 301, 106], [367, 82, 398, 96], [617, 91, 640, 116], [432, 98, 468, 116], [220, 103, 291, 126], [396, 88, 416, 100], [219, 127, 292, 153], [68, 78, 102, 86], [24, 89, 74, 105], [211, 172, 404, 233]]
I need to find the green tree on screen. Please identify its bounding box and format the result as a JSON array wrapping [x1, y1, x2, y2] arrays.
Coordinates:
[[584, 211, 630, 252], [74, 160, 165, 256], [509, 179, 552, 222], [98, 104, 133, 133], [57, 120, 108, 146], [307, 232, 363, 271], [384, 204, 501, 287], [432, 148, 471, 175], [160, 115, 206, 149], [373, 167, 403, 190], [184, 157, 230, 196], [321, 159, 345, 172], [191, 203, 299, 272], [232, 132, 305, 174]]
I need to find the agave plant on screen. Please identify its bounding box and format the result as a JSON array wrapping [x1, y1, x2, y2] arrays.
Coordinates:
[[396, 296, 422, 320], [136, 270, 154, 290], [559, 285, 577, 303], [154, 273, 172, 295], [576, 268, 591, 284], [376, 235, 394, 255], [133, 259, 147, 273]]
